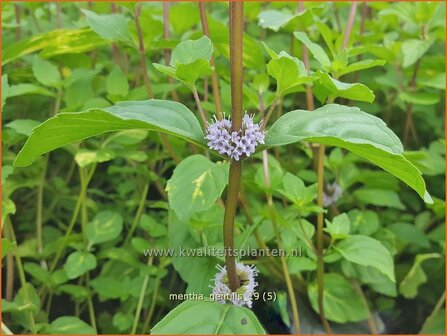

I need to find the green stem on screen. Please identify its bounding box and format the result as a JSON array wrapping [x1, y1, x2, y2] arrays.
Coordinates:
[[262, 151, 300, 333], [134, 4, 153, 99], [222, 1, 245, 292], [6, 217, 37, 334], [262, 96, 279, 130], [199, 2, 223, 120], [141, 274, 161, 333], [79, 168, 97, 332], [131, 256, 153, 334], [192, 88, 209, 129], [124, 182, 150, 244], [316, 144, 332, 334]]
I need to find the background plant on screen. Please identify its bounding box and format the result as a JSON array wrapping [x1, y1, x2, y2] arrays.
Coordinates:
[[1, 1, 445, 335]]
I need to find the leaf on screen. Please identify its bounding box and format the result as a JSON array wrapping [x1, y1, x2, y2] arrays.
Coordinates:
[[3, 29, 108, 65], [338, 59, 386, 77], [277, 172, 317, 207], [63, 251, 97, 280], [82, 9, 133, 45], [335, 235, 395, 281], [2, 238, 14, 258], [265, 104, 431, 203], [313, 71, 375, 103], [8, 84, 55, 98], [151, 300, 266, 334], [48, 316, 95, 334], [87, 211, 123, 247], [106, 66, 129, 97], [420, 308, 446, 334], [324, 213, 350, 240], [308, 273, 368, 323], [75, 148, 116, 168], [90, 276, 130, 300], [399, 253, 441, 299], [354, 188, 405, 210], [263, 45, 313, 97], [399, 92, 441, 105], [401, 39, 434, 68], [5, 119, 40, 136], [166, 155, 229, 222], [170, 36, 213, 66], [32, 56, 61, 88], [388, 222, 430, 248], [294, 31, 331, 68], [154, 36, 214, 89], [2, 74, 9, 108], [14, 99, 205, 167], [258, 10, 294, 31]]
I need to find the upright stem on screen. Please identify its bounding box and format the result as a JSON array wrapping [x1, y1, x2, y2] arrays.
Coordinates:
[[131, 256, 153, 334], [56, 2, 62, 28], [14, 5, 21, 41], [342, 3, 358, 49], [199, 2, 223, 120], [298, 2, 314, 111], [223, 1, 244, 292], [192, 89, 209, 129], [262, 151, 300, 333], [316, 145, 332, 334], [162, 2, 179, 102], [135, 4, 153, 99]]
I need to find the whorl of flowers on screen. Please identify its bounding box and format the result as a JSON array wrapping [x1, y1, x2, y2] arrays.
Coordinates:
[[211, 262, 258, 308], [205, 114, 265, 161]]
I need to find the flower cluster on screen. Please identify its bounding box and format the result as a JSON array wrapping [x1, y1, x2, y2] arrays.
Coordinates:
[[211, 262, 258, 308], [205, 114, 265, 161], [322, 182, 343, 207]]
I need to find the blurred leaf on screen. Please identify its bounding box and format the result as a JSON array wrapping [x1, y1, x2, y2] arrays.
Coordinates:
[[5, 120, 40, 136], [63, 251, 97, 279], [399, 253, 441, 299], [324, 213, 350, 240], [166, 155, 229, 223], [420, 308, 446, 334], [313, 71, 375, 103], [338, 59, 386, 77], [151, 300, 266, 334], [401, 39, 434, 68], [308, 273, 368, 323], [294, 31, 331, 68], [399, 92, 441, 105], [48, 316, 95, 334], [106, 66, 129, 97], [87, 211, 123, 247], [335, 235, 395, 281], [8, 84, 55, 98], [82, 9, 133, 45], [32, 56, 61, 88], [354, 188, 405, 210]]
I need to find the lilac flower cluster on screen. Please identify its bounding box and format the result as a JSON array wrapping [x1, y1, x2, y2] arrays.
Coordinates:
[[322, 182, 343, 207], [205, 114, 265, 161]]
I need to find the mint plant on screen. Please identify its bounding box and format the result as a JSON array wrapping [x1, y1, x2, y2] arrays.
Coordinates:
[[2, 2, 445, 335]]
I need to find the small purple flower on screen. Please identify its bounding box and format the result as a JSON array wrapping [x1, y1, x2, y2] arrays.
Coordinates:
[[205, 114, 265, 161], [323, 182, 343, 207]]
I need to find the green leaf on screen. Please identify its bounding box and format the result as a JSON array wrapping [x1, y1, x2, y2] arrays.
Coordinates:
[[63, 251, 97, 280], [90, 276, 130, 300], [338, 59, 386, 77], [8, 84, 55, 98], [166, 155, 229, 222], [1, 238, 14, 258], [354, 188, 405, 210], [324, 213, 350, 240], [5, 119, 40, 137], [3, 29, 108, 65], [399, 92, 441, 105], [32, 56, 61, 88], [48, 316, 95, 334], [388, 222, 430, 248], [75, 148, 116, 168], [277, 172, 317, 208], [140, 214, 167, 237], [263, 46, 313, 97], [294, 31, 331, 68], [87, 211, 123, 247], [258, 10, 294, 31], [151, 300, 266, 334], [2, 74, 9, 108], [106, 66, 129, 97], [154, 36, 214, 89], [401, 39, 434, 68], [82, 9, 133, 45], [313, 71, 375, 103], [420, 308, 446, 334], [308, 273, 368, 323], [170, 36, 213, 66], [265, 104, 431, 203], [335, 235, 395, 281], [14, 99, 205, 167], [399, 253, 441, 299]]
